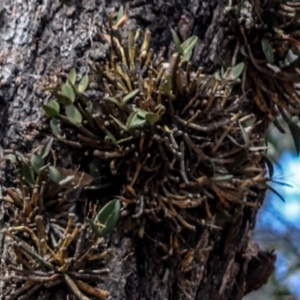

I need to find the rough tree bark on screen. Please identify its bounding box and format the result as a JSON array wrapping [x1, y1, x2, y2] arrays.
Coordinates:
[[0, 0, 276, 299]]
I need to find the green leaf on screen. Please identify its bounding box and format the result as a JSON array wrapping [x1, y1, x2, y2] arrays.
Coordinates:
[[181, 36, 198, 53], [48, 166, 61, 183], [287, 120, 300, 156], [92, 199, 121, 237], [39, 138, 54, 159], [238, 120, 250, 148], [61, 83, 75, 103], [42, 100, 60, 118], [135, 108, 148, 118], [171, 28, 182, 53], [110, 115, 128, 131], [122, 89, 139, 105], [261, 39, 274, 64], [229, 62, 245, 80], [50, 118, 61, 138], [145, 113, 159, 125], [68, 68, 76, 85], [2, 154, 17, 164], [126, 111, 146, 129], [106, 97, 122, 108], [22, 164, 35, 187], [78, 75, 89, 93], [105, 128, 118, 146], [65, 104, 82, 125], [117, 5, 124, 21], [30, 153, 45, 174]]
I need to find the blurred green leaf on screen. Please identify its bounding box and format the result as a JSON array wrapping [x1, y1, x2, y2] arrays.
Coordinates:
[[91, 199, 121, 238], [229, 62, 245, 80], [105, 128, 118, 146], [78, 75, 89, 93], [171, 28, 182, 53], [39, 138, 53, 159], [30, 153, 44, 174], [68, 68, 76, 85], [65, 104, 82, 125], [117, 5, 124, 21], [22, 164, 35, 187], [48, 166, 61, 183], [42, 100, 60, 117], [106, 97, 122, 108], [50, 118, 61, 138], [2, 154, 17, 164], [61, 84, 75, 103], [145, 113, 159, 125], [261, 39, 274, 64], [126, 111, 146, 129], [122, 89, 139, 105], [239, 120, 250, 148]]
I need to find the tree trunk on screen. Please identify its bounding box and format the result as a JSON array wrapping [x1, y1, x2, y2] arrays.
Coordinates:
[[0, 0, 276, 299]]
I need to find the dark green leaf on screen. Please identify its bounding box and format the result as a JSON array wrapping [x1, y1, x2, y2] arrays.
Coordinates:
[[261, 39, 274, 64], [39, 138, 54, 159], [171, 28, 182, 54], [106, 97, 122, 108], [50, 118, 61, 138], [22, 164, 35, 187], [68, 68, 76, 85], [181, 36, 198, 53], [287, 120, 300, 156], [229, 62, 245, 80], [135, 108, 147, 118], [78, 75, 89, 93], [122, 89, 139, 105], [126, 111, 146, 129], [145, 113, 159, 125], [92, 199, 121, 237], [42, 100, 60, 118], [61, 84, 75, 103], [117, 5, 124, 21], [65, 104, 82, 125], [30, 153, 44, 174], [110, 115, 128, 131], [238, 120, 250, 148], [105, 128, 118, 146], [48, 166, 61, 183]]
